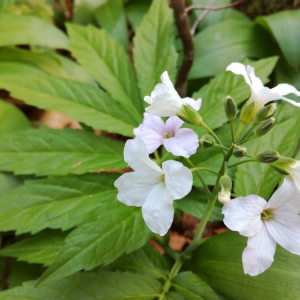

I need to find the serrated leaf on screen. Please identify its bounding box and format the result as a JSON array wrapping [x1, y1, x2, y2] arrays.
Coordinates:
[[67, 23, 142, 123], [133, 0, 178, 98], [94, 0, 128, 49], [0, 72, 135, 136], [257, 10, 300, 72], [37, 207, 150, 285], [172, 272, 227, 300], [190, 231, 300, 300], [0, 271, 162, 300], [106, 243, 170, 280], [0, 13, 69, 49], [0, 173, 121, 234], [235, 105, 300, 199], [125, 0, 152, 30], [192, 57, 278, 130], [0, 172, 23, 196], [0, 128, 126, 176], [190, 20, 273, 79], [166, 291, 186, 300], [1, 230, 67, 266]]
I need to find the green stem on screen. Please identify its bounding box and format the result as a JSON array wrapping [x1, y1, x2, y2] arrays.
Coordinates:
[[214, 143, 230, 151], [154, 150, 161, 166], [230, 121, 235, 143], [228, 159, 256, 168], [238, 123, 256, 144], [190, 167, 219, 175], [185, 158, 211, 195], [239, 135, 255, 145], [235, 122, 246, 141]]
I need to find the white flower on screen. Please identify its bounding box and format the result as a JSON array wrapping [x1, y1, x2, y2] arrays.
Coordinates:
[[144, 71, 202, 117], [222, 178, 300, 276], [134, 113, 199, 158], [284, 160, 300, 193], [226, 62, 300, 113], [114, 138, 193, 236]]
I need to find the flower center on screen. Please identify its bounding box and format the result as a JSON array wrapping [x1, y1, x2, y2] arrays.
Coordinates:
[[164, 132, 174, 139], [261, 209, 273, 221], [160, 174, 165, 182]]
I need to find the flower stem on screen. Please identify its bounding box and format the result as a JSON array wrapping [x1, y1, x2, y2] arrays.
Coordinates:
[[230, 121, 235, 143], [228, 158, 257, 168], [190, 167, 219, 175], [239, 135, 255, 145], [154, 150, 161, 166], [238, 123, 256, 144], [235, 122, 246, 141]]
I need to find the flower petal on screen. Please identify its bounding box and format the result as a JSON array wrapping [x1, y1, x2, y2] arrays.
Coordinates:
[[246, 65, 264, 92], [242, 225, 276, 276], [222, 195, 266, 237], [265, 214, 300, 255], [160, 71, 179, 97], [115, 171, 161, 207], [266, 177, 300, 213], [124, 138, 162, 173], [142, 182, 174, 236], [287, 161, 300, 194], [226, 62, 252, 87], [133, 113, 165, 154], [165, 116, 184, 133], [182, 97, 202, 111], [162, 160, 193, 200], [163, 128, 199, 158]]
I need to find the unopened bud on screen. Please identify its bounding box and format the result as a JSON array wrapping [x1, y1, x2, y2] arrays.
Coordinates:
[[256, 150, 280, 163], [182, 104, 203, 126], [254, 118, 276, 137], [220, 175, 232, 191], [270, 164, 291, 175], [240, 101, 255, 124], [275, 156, 296, 167], [233, 146, 247, 158], [224, 96, 237, 121], [254, 103, 277, 124], [218, 190, 231, 204], [199, 134, 215, 148]]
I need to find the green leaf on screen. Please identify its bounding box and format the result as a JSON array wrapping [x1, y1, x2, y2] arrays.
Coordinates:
[[0, 47, 95, 85], [257, 10, 300, 72], [0, 0, 13, 12], [0, 13, 69, 49], [192, 57, 278, 130], [166, 291, 186, 300], [37, 207, 150, 285], [67, 23, 142, 123], [1, 230, 67, 266], [190, 231, 300, 300], [0, 271, 162, 300], [235, 105, 300, 199], [0, 72, 135, 136], [0, 99, 31, 136], [189, 20, 274, 79], [94, 0, 128, 49], [172, 272, 226, 300], [0, 128, 126, 176], [106, 244, 170, 280], [125, 0, 152, 30], [175, 190, 223, 221], [0, 172, 23, 196], [133, 0, 178, 97], [73, 0, 104, 24], [0, 173, 121, 234]]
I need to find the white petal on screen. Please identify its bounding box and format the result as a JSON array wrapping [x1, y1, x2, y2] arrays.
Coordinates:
[[162, 160, 193, 200], [226, 62, 252, 87], [242, 225, 276, 276], [182, 97, 202, 111], [286, 161, 300, 194], [165, 116, 183, 134], [124, 139, 162, 173], [160, 71, 178, 96], [222, 195, 266, 237], [142, 182, 174, 236], [133, 113, 165, 154], [114, 171, 161, 207], [246, 65, 264, 92], [265, 214, 300, 255], [266, 177, 300, 213], [163, 128, 199, 158]]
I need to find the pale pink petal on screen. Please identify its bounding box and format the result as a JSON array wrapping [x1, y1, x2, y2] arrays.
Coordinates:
[[165, 116, 184, 133], [182, 97, 202, 111], [133, 113, 165, 154], [142, 182, 174, 236], [124, 139, 162, 173], [163, 128, 199, 158], [265, 214, 300, 255], [266, 177, 300, 213], [115, 171, 161, 207], [242, 225, 276, 276], [162, 160, 193, 200], [222, 195, 266, 237]]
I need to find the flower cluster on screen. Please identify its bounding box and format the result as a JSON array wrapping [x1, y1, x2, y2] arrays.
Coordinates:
[[115, 64, 300, 276]]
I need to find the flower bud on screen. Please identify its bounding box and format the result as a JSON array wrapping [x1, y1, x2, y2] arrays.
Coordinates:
[[199, 134, 215, 148], [254, 103, 277, 124], [240, 101, 255, 124], [218, 190, 231, 204], [275, 156, 296, 167], [218, 175, 232, 204], [256, 150, 280, 163], [233, 146, 247, 158], [182, 104, 203, 126], [254, 118, 276, 137], [224, 96, 237, 121], [270, 164, 291, 175]]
